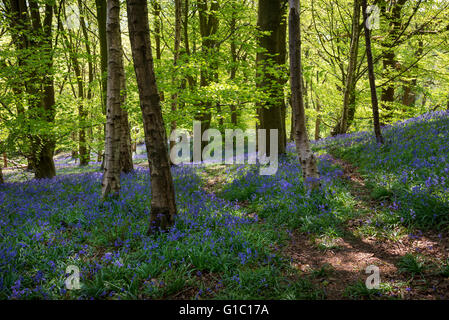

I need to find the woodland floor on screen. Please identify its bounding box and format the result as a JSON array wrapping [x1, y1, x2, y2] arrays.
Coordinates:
[[2, 147, 449, 300], [193, 153, 449, 300], [284, 153, 449, 300]]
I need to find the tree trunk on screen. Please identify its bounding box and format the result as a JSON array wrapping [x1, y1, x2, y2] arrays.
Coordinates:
[[78, 0, 93, 165], [380, 50, 397, 122], [315, 97, 321, 141], [4, 0, 57, 179], [0, 165, 3, 184], [127, 0, 178, 234], [401, 40, 423, 109], [256, 0, 287, 155], [229, 3, 238, 126], [96, 0, 108, 111], [96, 0, 108, 169], [362, 0, 384, 144], [152, 0, 164, 102], [197, 0, 219, 154], [101, 0, 123, 199], [333, 0, 361, 135], [289, 0, 319, 189], [379, 0, 406, 123], [61, 13, 89, 166], [35, 3, 57, 179], [119, 62, 134, 173], [170, 0, 182, 154], [288, 94, 295, 142], [278, 14, 288, 152]]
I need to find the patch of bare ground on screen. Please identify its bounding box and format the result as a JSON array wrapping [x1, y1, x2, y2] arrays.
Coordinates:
[[285, 154, 449, 300]]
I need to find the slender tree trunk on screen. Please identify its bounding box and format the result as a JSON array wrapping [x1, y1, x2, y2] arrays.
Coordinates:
[[315, 97, 321, 141], [401, 40, 423, 109], [0, 165, 3, 184], [289, 0, 319, 189], [152, 0, 164, 102], [278, 14, 288, 152], [288, 94, 295, 142], [333, 0, 361, 135], [119, 63, 133, 173], [79, 0, 93, 165], [152, 0, 162, 60], [96, 0, 108, 169], [96, 0, 108, 111], [61, 14, 89, 166], [170, 0, 182, 154], [101, 0, 123, 199], [380, 50, 397, 122], [229, 3, 238, 125], [196, 0, 219, 154], [3, 153, 7, 168], [183, 0, 195, 88], [127, 0, 177, 234], [379, 0, 406, 123], [362, 0, 384, 144]]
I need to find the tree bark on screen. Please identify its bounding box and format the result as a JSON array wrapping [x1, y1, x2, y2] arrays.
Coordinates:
[[289, 0, 319, 189], [229, 2, 238, 125], [78, 0, 93, 165], [256, 0, 287, 155], [362, 0, 384, 144], [333, 0, 361, 135], [32, 2, 57, 179], [170, 0, 182, 154], [127, 0, 178, 234], [101, 0, 123, 199], [119, 62, 134, 173], [379, 0, 407, 123], [152, 0, 164, 102], [315, 97, 321, 141], [196, 0, 219, 154], [401, 40, 423, 109], [60, 9, 89, 166], [96, 0, 108, 169]]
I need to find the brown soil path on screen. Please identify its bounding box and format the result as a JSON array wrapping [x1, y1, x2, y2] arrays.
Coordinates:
[[285, 153, 449, 300]]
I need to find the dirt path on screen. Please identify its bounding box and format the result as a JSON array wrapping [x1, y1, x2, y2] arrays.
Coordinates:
[[285, 153, 449, 300]]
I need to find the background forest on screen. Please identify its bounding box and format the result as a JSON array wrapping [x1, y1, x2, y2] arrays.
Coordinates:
[[1, 0, 448, 171]]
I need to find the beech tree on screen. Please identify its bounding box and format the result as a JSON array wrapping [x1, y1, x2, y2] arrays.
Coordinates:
[[333, 0, 361, 135], [170, 0, 182, 154], [362, 0, 384, 144], [256, 0, 287, 155], [289, 0, 319, 188], [3, 0, 57, 179], [101, 0, 124, 198], [127, 0, 177, 234]]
